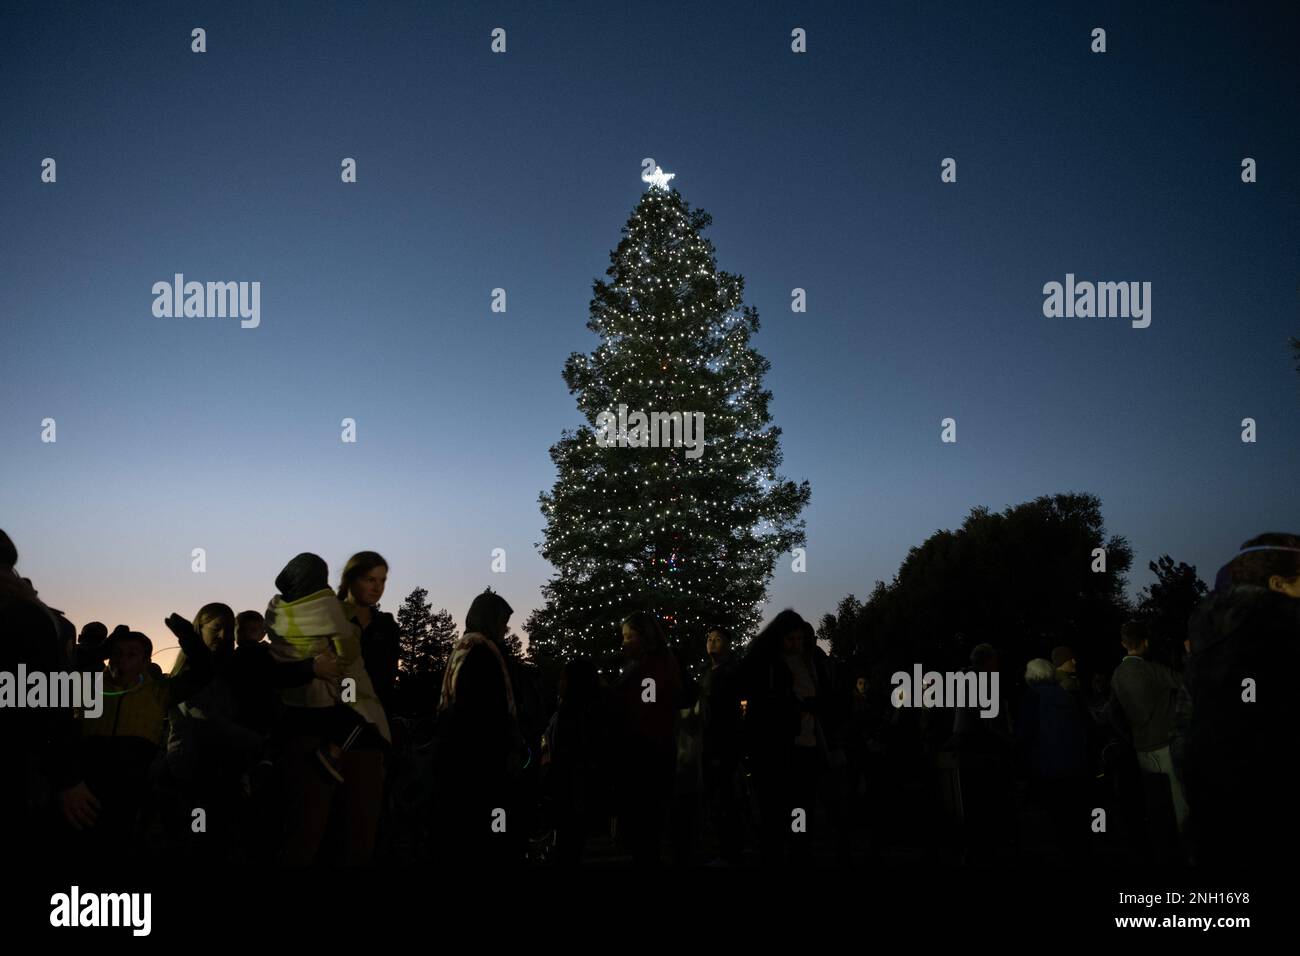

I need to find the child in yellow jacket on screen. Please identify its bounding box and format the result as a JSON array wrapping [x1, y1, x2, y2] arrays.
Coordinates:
[[71, 616, 214, 855]]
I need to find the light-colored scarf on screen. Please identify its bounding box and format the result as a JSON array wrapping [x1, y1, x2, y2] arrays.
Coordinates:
[[265, 587, 390, 743], [439, 632, 516, 717]]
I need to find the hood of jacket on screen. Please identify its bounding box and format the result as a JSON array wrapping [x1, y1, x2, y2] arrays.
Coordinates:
[[1189, 584, 1299, 656], [264, 588, 390, 743]]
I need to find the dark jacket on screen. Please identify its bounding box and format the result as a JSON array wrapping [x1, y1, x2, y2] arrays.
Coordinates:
[[227, 641, 306, 735], [609, 648, 684, 809], [543, 687, 612, 820], [614, 648, 684, 746], [0, 592, 82, 834], [73, 642, 106, 673], [700, 653, 742, 765], [1055, 670, 1082, 697], [738, 642, 832, 768], [947, 671, 1013, 757], [358, 609, 400, 717], [1017, 681, 1089, 779], [841, 688, 885, 759], [1185, 585, 1299, 866], [506, 656, 547, 757], [432, 639, 527, 866], [1109, 656, 1180, 752], [436, 642, 516, 778]]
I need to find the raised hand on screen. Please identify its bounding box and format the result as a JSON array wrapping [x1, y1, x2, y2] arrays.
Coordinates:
[[164, 613, 197, 643]]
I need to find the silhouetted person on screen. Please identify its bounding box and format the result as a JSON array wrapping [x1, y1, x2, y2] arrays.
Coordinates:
[[1018, 658, 1090, 860], [1185, 533, 1300, 869], [164, 603, 263, 861], [1111, 620, 1187, 857], [335, 551, 405, 858], [228, 610, 281, 736], [0, 529, 84, 857], [226, 607, 309, 861], [72, 619, 213, 861], [433, 588, 527, 867], [15, 575, 78, 675], [74, 621, 108, 673], [817, 641, 855, 865], [740, 610, 827, 865], [612, 610, 683, 865], [946, 643, 1016, 864], [235, 610, 266, 648], [541, 657, 610, 864], [701, 626, 744, 864], [839, 672, 878, 832], [671, 670, 705, 865], [1051, 646, 1081, 697], [267, 552, 391, 865], [337, 551, 401, 720]]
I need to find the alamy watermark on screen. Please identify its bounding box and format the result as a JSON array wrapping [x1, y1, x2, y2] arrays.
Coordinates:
[[1042, 273, 1150, 329], [0, 667, 103, 717], [595, 404, 706, 459], [50, 886, 151, 935], [891, 664, 1000, 718], [152, 273, 260, 328]]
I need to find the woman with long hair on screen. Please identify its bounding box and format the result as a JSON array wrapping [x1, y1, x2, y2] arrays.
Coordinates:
[[164, 602, 260, 859], [739, 608, 828, 864], [169, 603, 236, 673], [337, 551, 401, 719], [266, 552, 391, 865], [433, 588, 527, 867]]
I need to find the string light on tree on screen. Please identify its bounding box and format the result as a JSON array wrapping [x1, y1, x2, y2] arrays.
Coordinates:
[[524, 169, 810, 672]]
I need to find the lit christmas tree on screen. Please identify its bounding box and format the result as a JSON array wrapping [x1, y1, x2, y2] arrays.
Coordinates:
[[525, 168, 810, 671]]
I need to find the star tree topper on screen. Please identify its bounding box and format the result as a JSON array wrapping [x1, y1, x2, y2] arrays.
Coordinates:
[[642, 163, 675, 190]]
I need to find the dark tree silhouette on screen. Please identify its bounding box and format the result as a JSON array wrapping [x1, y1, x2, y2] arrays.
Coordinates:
[[395, 587, 457, 714], [427, 607, 458, 671], [1135, 555, 1208, 666], [502, 628, 527, 661], [817, 594, 865, 662], [826, 493, 1134, 682]]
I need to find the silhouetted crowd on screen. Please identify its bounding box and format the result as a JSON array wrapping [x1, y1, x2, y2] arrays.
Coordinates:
[[2, 527, 1296, 868]]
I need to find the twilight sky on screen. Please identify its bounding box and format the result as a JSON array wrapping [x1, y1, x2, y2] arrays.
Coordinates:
[[2, 0, 1297, 669]]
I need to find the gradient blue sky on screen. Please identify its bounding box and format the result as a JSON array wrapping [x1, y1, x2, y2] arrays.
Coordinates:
[[3, 1, 1297, 668]]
